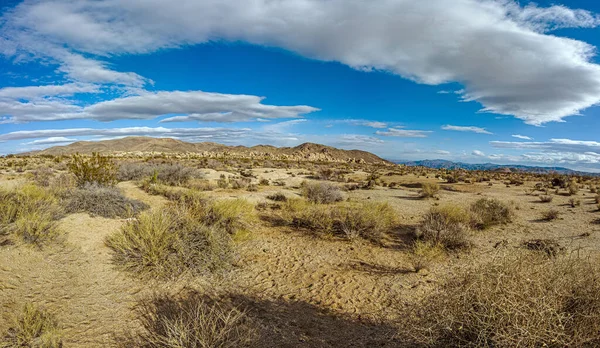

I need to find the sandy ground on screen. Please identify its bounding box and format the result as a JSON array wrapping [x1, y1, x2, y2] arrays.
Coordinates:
[[1, 168, 599, 346]]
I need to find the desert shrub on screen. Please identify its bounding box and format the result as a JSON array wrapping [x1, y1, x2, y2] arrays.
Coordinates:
[[569, 198, 581, 207], [2, 303, 62, 347], [282, 199, 397, 242], [118, 162, 199, 186], [419, 182, 440, 199], [258, 178, 270, 186], [402, 252, 600, 347], [217, 174, 229, 189], [541, 209, 560, 221], [0, 185, 62, 245], [301, 182, 343, 204], [595, 194, 600, 204], [30, 167, 54, 187], [522, 238, 564, 257], [568, 180, 579, 195], [68, 153, 117, 187], [410, 240, 445, 272], [117, 291, 255, 348], [417, 205, 471, 250], [66, 184, 149, 218], [470, 198, 512, 229], [266, 192, 287, 202], [105, 206, 233, 279], [334, 202, 398, 242], [539, 195, 553, 203]]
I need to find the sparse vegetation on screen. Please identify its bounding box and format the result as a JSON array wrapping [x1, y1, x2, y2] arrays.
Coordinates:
[[117, 291, 255, 348], [470, 198, 512, 229], [419, 182, 440, 199], [66, 183, 149, 218], [541, 209, 560, 221], [301, 181, 343, 204], [539, 195, 553, 203], [416, 205, 471, 250], [2, 303, 63, 347], [402, 252, 600, 347]]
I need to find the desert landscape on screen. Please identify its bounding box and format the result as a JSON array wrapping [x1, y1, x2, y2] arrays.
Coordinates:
[[1, 137, 600, 347]]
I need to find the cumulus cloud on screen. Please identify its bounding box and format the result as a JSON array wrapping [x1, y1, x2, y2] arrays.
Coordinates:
[[472, 150, 486, 157], [375, 127, 431, 138], [442, 125, 493, 134], [490, 139, 600, 165], [2, 0, 600, 124], [512, 134, 533, 140], [0, 90, 319, 123]]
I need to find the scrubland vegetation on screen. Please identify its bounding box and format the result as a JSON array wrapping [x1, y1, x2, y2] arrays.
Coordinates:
[[2, 152, 600, 347]]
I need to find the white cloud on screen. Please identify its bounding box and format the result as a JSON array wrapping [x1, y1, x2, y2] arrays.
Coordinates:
[[0, 83, 99, 99], [360, 121, 387, 129], [472, 150, 485, 157], [442, 125, 492, 134], [2, 0, 600, 124], [512, 134, 533, 140], [375, 127, 431, 138], [435, 150, 451, 155], [23, 137, 77, 145], [490, 138, 600, 166], [0, 90, 319, 123]]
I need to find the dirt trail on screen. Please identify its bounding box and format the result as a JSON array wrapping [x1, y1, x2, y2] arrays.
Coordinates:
[[0, 183, 160, 347]]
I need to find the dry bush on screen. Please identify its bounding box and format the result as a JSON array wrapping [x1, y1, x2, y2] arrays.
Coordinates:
[[539, 195, 553, 203], [118, 162, 200, 186], [258, 178, 270, 186], [419, 182, 440, 199], [402, 252, 600, 347], [522, 238, 564, 257], [30, 167, 54, 187], [68, 153, 117, 187], [470, 198, 513, 229], [0, 184, 62, 245], [2, 303, 62, 347], [282, 199, 397, 242], [568, 180, 579, 195], [301, 182, 344, 204], [541, 209, 560, 221], [417, 205, 471, 250], [266, 192, 287, 202], [105, 206, 233, 279], [174, 193, 256, 235], [66, 184, 149, 218], [409, 240, 445, 272], [569, 198, 581, 207], [117, 291, 255, 348]]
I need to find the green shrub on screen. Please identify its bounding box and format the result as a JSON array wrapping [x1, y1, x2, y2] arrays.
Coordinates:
[[2, 303, 62, 347], [66, 184, 149, 218], [301, 182, 343, 204], [68, 153, 117, 187], [470, 198, 512, 229], [417, 205, 471, 250]]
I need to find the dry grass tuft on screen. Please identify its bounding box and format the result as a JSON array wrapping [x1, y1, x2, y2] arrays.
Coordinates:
[[522, 238, 564, 257], [541, 209, 560, 221], [402, 252, 600, 347], [0, 184, 63, 245], [409, 240, 445, 272], [539, 195, 553, 203], [301, 182, 344, 204], [105, 205, 233, 279], [470, 198, 513, 229], [2, 303, 63, 347], [116, 291, 255, 348], [417, 205, 471, 250], [66, 183, 149, 218], [419, 182, 440, 199]]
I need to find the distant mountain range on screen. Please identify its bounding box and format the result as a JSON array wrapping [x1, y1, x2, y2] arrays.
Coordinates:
[[397, 159, 600, 176]]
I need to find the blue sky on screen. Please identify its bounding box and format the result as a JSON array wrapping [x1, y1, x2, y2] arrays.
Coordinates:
[[1, 0, 600, 171]]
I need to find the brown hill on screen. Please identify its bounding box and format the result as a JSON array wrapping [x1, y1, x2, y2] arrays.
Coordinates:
[[29, 137, 391, 164]]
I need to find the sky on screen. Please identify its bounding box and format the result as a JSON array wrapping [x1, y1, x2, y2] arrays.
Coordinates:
[[1, 1, 600, 171]]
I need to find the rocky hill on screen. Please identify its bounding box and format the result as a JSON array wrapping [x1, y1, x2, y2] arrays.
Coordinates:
[[27, 137, 391, 164]]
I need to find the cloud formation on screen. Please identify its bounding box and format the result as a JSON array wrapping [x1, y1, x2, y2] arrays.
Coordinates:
[[512, 134, 533, 140], [2, 0, 600, 124], [375, 127, 431, 138], [0, 90, 319, 123], [472, 150, 486, 157], [490, 139, 600, 165], [442, 125, 493, 134]]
